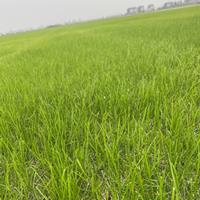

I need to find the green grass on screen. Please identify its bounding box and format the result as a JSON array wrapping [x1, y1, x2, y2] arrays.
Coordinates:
[[0, 6, 200, 200]]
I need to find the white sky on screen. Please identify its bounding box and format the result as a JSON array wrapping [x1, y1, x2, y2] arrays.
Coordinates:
[[0, 0, 166, 33]]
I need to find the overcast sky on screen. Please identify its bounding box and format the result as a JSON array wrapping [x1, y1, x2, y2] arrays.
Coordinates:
[[0, 0, 166, 33]]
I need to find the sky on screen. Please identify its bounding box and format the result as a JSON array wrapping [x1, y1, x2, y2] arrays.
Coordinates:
[[0, 0, 167, 34]]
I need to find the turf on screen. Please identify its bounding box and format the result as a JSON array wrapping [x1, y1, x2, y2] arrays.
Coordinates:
[[0, 5, 200, 200]]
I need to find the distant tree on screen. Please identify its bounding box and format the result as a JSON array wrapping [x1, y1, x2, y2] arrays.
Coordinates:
[[137, 5, 145, 13], [184, 0, 200, 4], [126, 7, 137, 15], [147, 4, 155, 11]]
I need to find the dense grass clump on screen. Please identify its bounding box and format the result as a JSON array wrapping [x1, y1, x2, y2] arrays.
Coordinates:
[[0, 6, 200, 199]]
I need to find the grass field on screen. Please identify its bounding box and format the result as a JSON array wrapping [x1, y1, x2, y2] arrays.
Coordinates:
[[1, 6, 200, 200]]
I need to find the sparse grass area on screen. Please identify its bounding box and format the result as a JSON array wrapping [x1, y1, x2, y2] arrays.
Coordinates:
[[0, 6, 200, 200]]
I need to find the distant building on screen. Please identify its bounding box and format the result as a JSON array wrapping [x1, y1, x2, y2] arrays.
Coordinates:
[[125, 0, 197, 17], [137, 5, 145, 13], [126, 7, 137, 15], [158, 1, 184, 9], [147, 4, 155, 11]]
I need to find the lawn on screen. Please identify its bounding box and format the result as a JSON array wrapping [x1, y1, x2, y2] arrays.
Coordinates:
[[0, 5, 200, 200]]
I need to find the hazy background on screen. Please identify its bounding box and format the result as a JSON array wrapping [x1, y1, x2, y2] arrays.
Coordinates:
[[0, 0, 166, 34]]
